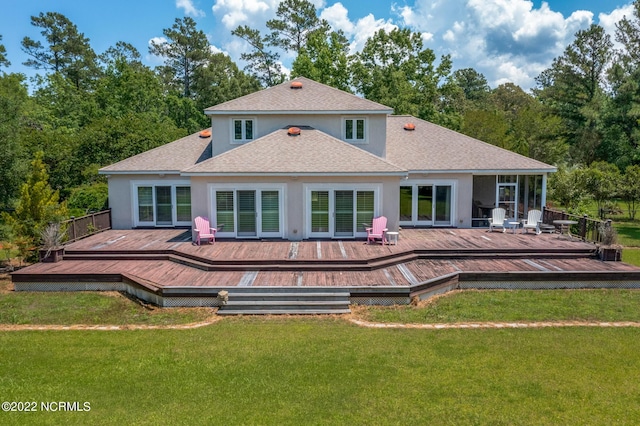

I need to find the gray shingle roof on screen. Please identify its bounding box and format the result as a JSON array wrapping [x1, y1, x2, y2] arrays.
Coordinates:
[[205, 77, 393, 114], [99, 131, 212, 173], [386, 116, 556, 172], [182, 127, 405, 175]]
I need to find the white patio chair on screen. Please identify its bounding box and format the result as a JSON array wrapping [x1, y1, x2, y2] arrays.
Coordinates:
[[488, 207, 506, 232], [522, 209, 542, 235]]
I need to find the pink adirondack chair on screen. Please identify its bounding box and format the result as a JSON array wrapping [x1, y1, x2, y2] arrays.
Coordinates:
[[366, 216, 388, 245], [193, 216, 217, 245]]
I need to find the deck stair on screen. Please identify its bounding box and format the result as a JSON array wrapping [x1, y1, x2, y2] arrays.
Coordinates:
[[217, 289, 351, 315]]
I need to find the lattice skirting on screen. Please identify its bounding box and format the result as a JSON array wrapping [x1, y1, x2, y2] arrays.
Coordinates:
[[459, 280, 640, 290], [13, 280, 640, 308], [351, 296, 410, 306]]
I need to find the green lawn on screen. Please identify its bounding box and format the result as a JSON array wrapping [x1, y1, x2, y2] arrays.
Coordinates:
[[2, 282, 640, 424], [1, 319, 639, 425], [355, 289, 640, 324], [0, 275, 212, 326]]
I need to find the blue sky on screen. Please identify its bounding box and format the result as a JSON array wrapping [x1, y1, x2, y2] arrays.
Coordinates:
[[0, 0, 636, 90]]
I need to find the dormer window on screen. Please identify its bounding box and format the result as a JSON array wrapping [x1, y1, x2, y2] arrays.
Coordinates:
[[344, 118, 366, 143], [233, 118, 255, 143]]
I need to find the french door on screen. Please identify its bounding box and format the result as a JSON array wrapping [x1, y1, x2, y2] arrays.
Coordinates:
[[212, 187, 283, 238], [308, 188, 376, 238], [399, 182, 454, 226], [134, 183, 192, 227]]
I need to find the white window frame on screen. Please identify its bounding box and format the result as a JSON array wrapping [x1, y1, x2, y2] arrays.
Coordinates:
[[399, 179, 457, 227], [303, 183, 382, 239], [343, 117, 367, 144], [231, 117, 256, 143], [131, 181, 192, 228], [209, 183, 286, 239]]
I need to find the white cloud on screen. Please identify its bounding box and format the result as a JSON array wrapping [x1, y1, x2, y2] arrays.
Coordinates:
[[146, 37, 168, 64], [207, 0, 634, 91], [349, 14, 397, 54], [176, 0, 205, 17], [212, 0, 277, 29], [394, 0, 600, 89], [321, 3, 355, 35], [599, 4, 636, 51]]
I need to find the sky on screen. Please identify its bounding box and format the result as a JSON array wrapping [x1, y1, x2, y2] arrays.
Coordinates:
[[0, 0, 637, 91]]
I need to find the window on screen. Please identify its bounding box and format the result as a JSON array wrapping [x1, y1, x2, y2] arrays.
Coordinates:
[[137, 187, 154, 222], [212, 186, 284, 238], [134, 183, 191, 227], [344, 118, 366, 142], [233, 118, 255, 142]]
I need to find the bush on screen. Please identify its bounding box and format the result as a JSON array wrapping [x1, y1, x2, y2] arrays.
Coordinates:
[[67, 183, 108, 215]]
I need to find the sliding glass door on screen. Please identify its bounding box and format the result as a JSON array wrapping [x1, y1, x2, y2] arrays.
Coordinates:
[[307, 187, 378, 238], [237, 190, 257, 237], [134, 183, 191, 227], [212, 187, 283, 238], [399, 181, 455, 227]]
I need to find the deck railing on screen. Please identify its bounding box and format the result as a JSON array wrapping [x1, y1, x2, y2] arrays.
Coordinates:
[[542, 207, 605, 243], [62, 209, 112, 243]]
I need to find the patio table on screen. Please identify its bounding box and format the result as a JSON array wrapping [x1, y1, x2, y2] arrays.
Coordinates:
[[553, 220, 578, 239], [507, 221, 520, 234]]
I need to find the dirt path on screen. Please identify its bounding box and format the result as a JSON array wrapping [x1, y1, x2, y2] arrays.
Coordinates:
[[1, 316, 640, 331], [349, 318, 640, 329]]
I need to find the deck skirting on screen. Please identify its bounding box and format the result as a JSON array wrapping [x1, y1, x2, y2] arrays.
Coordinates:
[[13, 272, 640, 308]]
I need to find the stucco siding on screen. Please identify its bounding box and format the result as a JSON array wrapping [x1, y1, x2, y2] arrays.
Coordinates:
[[210, 114, 387, 158]]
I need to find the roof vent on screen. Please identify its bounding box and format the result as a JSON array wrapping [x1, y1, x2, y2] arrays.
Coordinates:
[[288, 127, 301, 136], [403, 123, 416, 131], [199, 129, 212, 138], [290, 81, 303, 89]]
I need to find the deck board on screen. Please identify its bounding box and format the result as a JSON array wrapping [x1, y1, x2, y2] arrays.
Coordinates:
[[12, 228, 640, 289]]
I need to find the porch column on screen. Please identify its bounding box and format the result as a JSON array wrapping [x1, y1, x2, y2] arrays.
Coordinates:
[[541, 174, 548, 211]]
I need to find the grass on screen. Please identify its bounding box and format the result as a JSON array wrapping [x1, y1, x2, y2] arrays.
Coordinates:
[[2, 277, 640, 423], [354, 289, 640, 324], [0, 319, 639, 425], [623, 248, 640, 266], [0, 275, 213, 326], [614, 219, 640, 247]]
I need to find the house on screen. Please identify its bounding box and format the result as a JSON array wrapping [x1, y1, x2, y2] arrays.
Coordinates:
[[99, 77, 556, 240]]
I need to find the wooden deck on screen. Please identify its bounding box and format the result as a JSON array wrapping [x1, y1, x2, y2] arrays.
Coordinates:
[[12, 228, 640, 290]]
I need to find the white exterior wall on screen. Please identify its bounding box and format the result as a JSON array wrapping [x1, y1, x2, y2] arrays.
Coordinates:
[[190, 175, 400, 241], [106, 174, 191, 229], [210, 114, 387, 158], [403, 172, 473, 228]]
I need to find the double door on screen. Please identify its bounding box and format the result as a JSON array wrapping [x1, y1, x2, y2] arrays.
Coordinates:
[[214, 189, 281, 238], [399, 183, 453, 226], [309, 189, 375, 238]]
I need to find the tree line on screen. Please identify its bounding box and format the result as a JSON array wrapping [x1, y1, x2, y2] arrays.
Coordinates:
[[1, 0, 640, 251]]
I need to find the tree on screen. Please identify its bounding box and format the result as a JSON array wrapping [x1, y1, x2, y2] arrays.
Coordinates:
[[619, 165, 640, 219], [96, 43, 165, 118], [231, 25, 285, 87], [231, 0, 328, 87], [535, 24, 613, 164], [21, 12, 98, 89], [291, 30, 352, 91], [582, 161, 620, 216], [547, 165, 589, 211], [2, 151, 68, 260], [0, 73, 29, 208], [0, 34, 10, 69], [451, 68, 490, 108], [600, 0, 640, 167], [194, 52, 261, 110], [352, 28, 453, 123], [266, 0, 329, 54], [149, 17, 210, 99]]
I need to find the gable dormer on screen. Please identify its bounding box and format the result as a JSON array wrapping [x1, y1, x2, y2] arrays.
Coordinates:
[[204, 77, 392, 158]]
